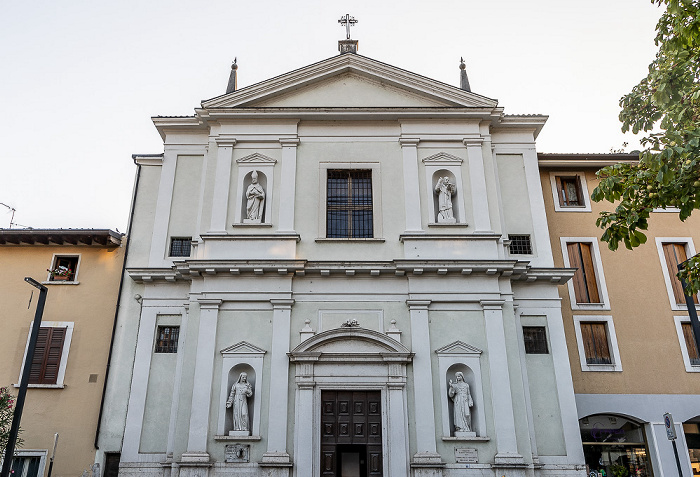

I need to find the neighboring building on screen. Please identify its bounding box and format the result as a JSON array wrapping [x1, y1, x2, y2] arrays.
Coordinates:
[[539, 153, 700, 477], [96, 41, 586, 477], [0, 229, 125, 477]]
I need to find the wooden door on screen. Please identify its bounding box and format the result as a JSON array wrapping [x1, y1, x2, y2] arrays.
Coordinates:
[[321, 390, 382, 476]]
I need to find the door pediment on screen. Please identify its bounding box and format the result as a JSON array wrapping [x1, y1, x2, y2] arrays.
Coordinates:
[[290, 327, 412, 362]]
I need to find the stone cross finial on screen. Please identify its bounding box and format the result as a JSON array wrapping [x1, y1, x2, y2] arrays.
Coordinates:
[[338, 14, 357, 39]]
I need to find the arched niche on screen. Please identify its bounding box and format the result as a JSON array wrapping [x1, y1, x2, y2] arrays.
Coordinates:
[[422, 152, 466, 225], [225, 363, 256, 435], [435, 341, 486, 439], [432, 169, 460, 224], [240, 170, 268, 223], [216, 341, 266, 438], [234, 152, 277, 226], [289, 327, 413, 477], [445, 363, 479, 436]]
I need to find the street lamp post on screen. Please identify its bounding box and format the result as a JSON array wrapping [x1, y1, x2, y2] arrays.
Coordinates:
[[1, 278, 48, 477]]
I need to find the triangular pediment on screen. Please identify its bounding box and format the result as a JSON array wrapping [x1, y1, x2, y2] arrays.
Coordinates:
[[435, 341, 482, 355], [422, 152, 464, 164], [220, 341, 267, 356], [202, 54, 498, 109], [236, 153, 277, 164]]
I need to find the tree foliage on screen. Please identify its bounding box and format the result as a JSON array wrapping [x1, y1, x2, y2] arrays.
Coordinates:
[[592, 0, 700, 294], [0, 386, 23, 454]]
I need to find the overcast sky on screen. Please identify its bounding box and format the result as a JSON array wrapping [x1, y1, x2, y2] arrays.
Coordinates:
[[0, 0, 662, 232]]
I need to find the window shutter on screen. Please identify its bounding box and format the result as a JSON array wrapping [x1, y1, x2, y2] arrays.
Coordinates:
[[581, 322, 611, 365], [567, 243, 600, 303], [28, 326, 66, 384], [663, 243, 699, 304], [682, 323, 700, 364]]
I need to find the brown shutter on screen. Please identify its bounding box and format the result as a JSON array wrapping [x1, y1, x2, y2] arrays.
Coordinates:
[[28, 328, 49, 384], [556, 177, 565, 206], [27, 327, 66, 385], [682, 323, 700, 362], [663, 243, 699, 304], [567, 243, 600, 303], [581, 322, 611, 364]]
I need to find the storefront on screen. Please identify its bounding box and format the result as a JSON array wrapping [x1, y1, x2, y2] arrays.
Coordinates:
[[580, 415, 653, 477], [684, 419, 700, 477]]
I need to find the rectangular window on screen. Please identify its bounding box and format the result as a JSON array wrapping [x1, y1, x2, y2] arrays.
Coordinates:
[[509, 235, 533, 255], [523, 326, 549, 354], [29, 327, 67, 385], [662, 243, 699, 305], [556, 176, 583, 207], [580, 322, 612, 365], [10, 456, 42, 477], [155, 326, 180, 353], [326, 170, 373, 238], [567, 242, 601, 304], [682, 323, 700, 366], [48, 255, 78, 282], [169, 237, 192, 257]]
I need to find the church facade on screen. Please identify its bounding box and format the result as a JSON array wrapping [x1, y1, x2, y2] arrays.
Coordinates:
[[97, 45, 586, 477]]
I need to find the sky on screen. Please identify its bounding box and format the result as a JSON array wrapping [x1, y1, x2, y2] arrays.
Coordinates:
[[0, 0, 662, 232]]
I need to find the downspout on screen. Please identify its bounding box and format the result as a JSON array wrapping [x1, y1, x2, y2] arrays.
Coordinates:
[[94, 158, 142, 449]]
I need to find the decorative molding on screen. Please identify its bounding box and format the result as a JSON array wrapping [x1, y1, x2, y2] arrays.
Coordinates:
[[422, 152, 464, 164], [220, 341, 267, 356], [435, 341, 483, 356], [236, 152, 277, 164]]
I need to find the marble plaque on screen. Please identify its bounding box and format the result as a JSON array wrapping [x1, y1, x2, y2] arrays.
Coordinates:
[[455, 447, 478, 463], [225, 444, 250, 463]]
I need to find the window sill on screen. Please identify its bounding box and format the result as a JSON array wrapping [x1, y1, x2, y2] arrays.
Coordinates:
[[214, 435, 262, 441], [428, 223, 468, 228], [42, 281, 79, 285], [441, 436, 490, 442], [571, 303, 610, 311], [315, 238, 385, 243], [232, 223, 274, 227], [581, 364, 621, 372], [14, 383, 65, 389]]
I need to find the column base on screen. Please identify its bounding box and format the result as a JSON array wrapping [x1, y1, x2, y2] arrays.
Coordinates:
[[259, 452, 293, 467], [180, 452, 211, 463], [493, 452, 526, 467], [411, 451, 445, 466]]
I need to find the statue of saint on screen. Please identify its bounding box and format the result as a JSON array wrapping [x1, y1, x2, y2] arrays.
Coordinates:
[[448, 371, 473, 434], [435, 176, 456, 223], [245, 171, 265, 222], [226, 372, 253, 432]]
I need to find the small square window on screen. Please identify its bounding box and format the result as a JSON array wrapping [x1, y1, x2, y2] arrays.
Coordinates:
[[155, 326, 179, 353], [169, 237, 192, 257], [523, 326, 549, 354], [549, 172, 591, 212], [509, 235, 533, 255], [48, 255, 78, 282]]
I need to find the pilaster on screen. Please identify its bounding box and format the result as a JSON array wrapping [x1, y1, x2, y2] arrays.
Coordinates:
[[399, 138, 423, 233], [261, 299, 294, 466], [208, 137, 236, 233], [481, 300, 523, 464], [185, 299, 222, 460], [407, 300, 444, 470], [464, 137, 492, 233], [148, 151, 178, 266], [278, 138, 300, 233]]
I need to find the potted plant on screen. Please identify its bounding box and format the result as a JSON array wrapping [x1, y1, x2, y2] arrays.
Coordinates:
[[48, 265, 73, 281]]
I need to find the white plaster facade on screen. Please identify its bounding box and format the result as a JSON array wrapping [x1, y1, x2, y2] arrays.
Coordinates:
[[97, 51, 585, 477]]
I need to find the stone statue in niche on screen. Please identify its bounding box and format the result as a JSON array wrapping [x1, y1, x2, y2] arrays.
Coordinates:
[[226, 372, 253, 435], [435, 176, 457, 223], [449, 372, 475, 437], [244, 171, 265, 223]]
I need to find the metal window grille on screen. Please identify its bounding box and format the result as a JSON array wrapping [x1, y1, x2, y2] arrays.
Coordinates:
[[327, 170, 373, 238], [155, 326, 180, 353], [170, 237, 192, 257], [508, 235, 532, 255], [523, 326, 549, 354]]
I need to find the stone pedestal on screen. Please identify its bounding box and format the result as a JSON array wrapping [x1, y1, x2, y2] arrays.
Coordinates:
[[454, 431, 477, 438], [411, 452, 445, 477], [228, 430, 250, 437]]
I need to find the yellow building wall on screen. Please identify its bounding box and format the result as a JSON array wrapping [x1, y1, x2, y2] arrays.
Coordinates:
[[0, 242, 125, 477], [541, 168, 700, 395]]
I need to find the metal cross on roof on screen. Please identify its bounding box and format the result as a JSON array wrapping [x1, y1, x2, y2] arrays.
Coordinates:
[[338, 14, 357, 40]]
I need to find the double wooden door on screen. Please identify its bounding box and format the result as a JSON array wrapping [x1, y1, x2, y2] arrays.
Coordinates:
[[321, 390, 382, 476]]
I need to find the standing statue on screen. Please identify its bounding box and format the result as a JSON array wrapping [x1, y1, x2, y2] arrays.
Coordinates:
[[435, 176, 457, 223], [226, 372, 253, 433], [245, 171, 265, 222], [448, 372, 474, 435]]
